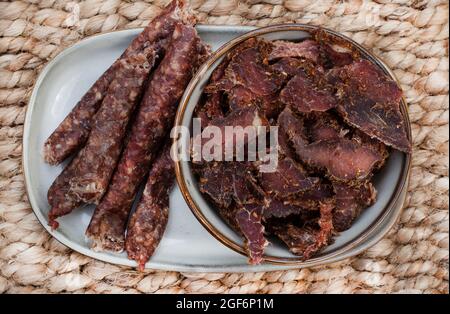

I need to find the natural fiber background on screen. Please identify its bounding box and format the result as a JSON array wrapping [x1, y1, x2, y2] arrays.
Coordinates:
[[0, 0, 448, 294]]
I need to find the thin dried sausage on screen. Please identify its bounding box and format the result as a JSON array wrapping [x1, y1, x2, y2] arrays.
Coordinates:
[[125, 143, 174, 270], [48, 50, 153, 229], [86, 23, 202, 251], [43, 0, 186, 165]]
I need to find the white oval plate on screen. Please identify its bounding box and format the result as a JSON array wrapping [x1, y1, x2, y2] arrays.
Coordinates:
[[23, 25, 409, 272]]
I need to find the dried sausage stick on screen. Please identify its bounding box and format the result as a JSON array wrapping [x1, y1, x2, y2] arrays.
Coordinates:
[[125, 143, 174, 271], [48, 50, 154, 229], [43, 0, 186, 165], [86, 23, 202, 251]]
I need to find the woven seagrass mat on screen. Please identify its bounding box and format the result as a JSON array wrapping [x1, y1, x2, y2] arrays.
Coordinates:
[[0, 0, 448, 294]]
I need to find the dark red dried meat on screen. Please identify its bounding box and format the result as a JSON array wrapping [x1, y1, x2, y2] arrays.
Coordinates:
[[48, 50, 153, 228], [263, 198, 302, 219], [306, 112, 346, 142], [268, 40, 321, 64], [333, 181, 377, 231], [321, 43, 354, 68], [278, 107, 382, 182], [271, 57, 321, 78], [292, 138, 383, 182], [235, 204, 268, 264], [260, 158, 319, 197], [215, 45, 281, 96], [43, 0, 185, 165], [86, 23, 201, 251], [193, 107, 269, 163], [334, 60, 411, 153], [287, 183, 334, 211], [314, 29, 358, 68], [125, 144, 174, 271], [270, 202, 334, 259], [280, 72, 336, 113]]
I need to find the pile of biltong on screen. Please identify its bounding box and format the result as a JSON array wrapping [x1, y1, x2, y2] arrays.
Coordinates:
[[194, 32, 411, 264]]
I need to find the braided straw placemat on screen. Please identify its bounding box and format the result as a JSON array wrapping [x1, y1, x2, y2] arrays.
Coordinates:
[[0, 0, 448, 294]]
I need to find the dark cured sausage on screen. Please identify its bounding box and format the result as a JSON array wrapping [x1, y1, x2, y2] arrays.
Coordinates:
[[86, 23, 202, 251], [48, 50, 154, 229], [43, 0, 186, 165], [125, 143, 174, 270]]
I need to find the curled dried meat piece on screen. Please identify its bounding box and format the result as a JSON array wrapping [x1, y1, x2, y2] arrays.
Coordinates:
[[199, 161, 257, 209], [271, 57, 319, 78], [334, 60, 411, 153], [125, 144, 174, 271], [292, 138, 383, 182], [215, 45, 281, 96], [320, 43, 354, 68], [263, 199, 302, 219], [314, 29, 358, 68], [195, 52, 228, 126], [270, 202, 334, 259], [278, 107, 382, 182], [198, 162, 234, 208], [280, 72, 336, 112], [287, 183, 334, 211], [48, 51, 153, 228], [86, 23, 201, 251], [235, 204, 268, 264], [260, 158, 319, 197], [333, 181, 377, 231], [351, 129, 389, 170], [204, 40, 285, 118], [193, 107, 269, 163], [306, 112, 346, 142], [268, 40, 320, 63], [43, 0, 184, 165]]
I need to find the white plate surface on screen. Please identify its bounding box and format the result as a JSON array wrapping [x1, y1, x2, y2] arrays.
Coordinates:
[[23, 25, 407, 272]]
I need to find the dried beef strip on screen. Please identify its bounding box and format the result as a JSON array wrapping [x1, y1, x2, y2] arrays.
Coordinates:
[[86, 23, 202, 251], [306, 112, 346, 142], [210, 43, 284, 100], [351, 129, 389, 170], [193, 107, 270, 163], [292, 138, 383, 182], [43, 0, 185, 165], [320, 43, 354, 68], [270, 202, 334, 259], [333, 60, 411, 153], [332, 181, 376, 231], [268, 40, 321, 63], [125, 144, 174, 271], [278, 107, 382, 182], [263, 198, 302, 219], [280, 72, 336, 113], [271, 57, 317, 78], [47, 51, 152, 228], [195, 54, 227, 126], [235, 204, 268, 264], [198, 162, 235, 208], [314, 29, 358, 68], [259, 158, 319, 197], [199, 161, 257, 209], [286, 183, 334, 211]]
